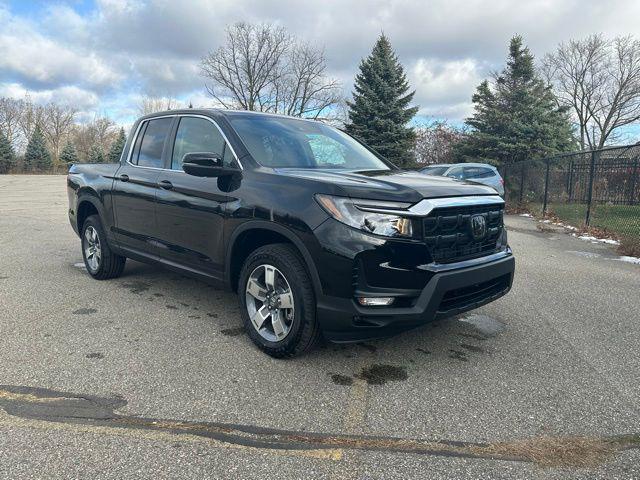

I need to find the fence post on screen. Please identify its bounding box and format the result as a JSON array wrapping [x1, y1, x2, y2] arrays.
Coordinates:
[[567, 160, 574, 202], [518, 163, 526, 204], [630, 158, 639, 205], [542, 158, 551, 215], [585, 150, 599, 226]]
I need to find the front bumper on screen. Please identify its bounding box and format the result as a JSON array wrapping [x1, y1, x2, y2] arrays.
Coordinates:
[[317, 253, 514, 342]]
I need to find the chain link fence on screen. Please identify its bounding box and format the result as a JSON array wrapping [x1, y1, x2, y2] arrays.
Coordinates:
[[499, 144, 640, 240]]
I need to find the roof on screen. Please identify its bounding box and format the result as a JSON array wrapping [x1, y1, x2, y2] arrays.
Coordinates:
[[423, 162, 497, 169], [138, 108, 318, 122]]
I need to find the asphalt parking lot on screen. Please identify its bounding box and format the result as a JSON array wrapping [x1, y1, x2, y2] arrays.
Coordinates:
[[1, 175, 639, 479]]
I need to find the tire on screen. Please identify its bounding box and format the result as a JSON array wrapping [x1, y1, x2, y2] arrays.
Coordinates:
[[81, 215, 126, 280], [238, 243, 320, 358]]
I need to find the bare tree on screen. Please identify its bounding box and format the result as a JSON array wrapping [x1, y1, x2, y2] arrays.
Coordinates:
[[16, 96, 46, 148], [413, 120, 466, 165], [544, 34, 640, 149], [200, 22, 342, 118], [42, 103, 77, 163], [0, 97, 23, 148], [138, 96, 180, 116], [71, 116, 117, 163], [276, 43, 342, 119]]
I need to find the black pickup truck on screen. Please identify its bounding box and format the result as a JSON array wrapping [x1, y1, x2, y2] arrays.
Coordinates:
[[67, 109, 514, 357]]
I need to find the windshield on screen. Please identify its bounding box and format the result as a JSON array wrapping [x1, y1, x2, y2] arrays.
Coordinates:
[[421, 166, 449, 176], [228, 114, 391, 170]]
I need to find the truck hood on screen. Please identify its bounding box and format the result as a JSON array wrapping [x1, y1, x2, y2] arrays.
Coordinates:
[[274, 168, 498, 203]]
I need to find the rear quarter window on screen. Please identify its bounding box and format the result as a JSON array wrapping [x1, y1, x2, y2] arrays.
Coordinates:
[[135, 117, 173, 168]]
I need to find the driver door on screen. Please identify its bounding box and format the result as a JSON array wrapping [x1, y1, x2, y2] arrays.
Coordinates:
[[154, 115, 237, 280]]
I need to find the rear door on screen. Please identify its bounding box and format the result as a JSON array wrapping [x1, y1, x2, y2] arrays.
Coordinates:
[[111, 116, 174, 255], [154, 115, 238, 279]]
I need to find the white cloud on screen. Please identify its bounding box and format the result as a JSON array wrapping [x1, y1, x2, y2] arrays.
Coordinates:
[[409, 58, 486, 120], [0, 82, 99, 109], [2, 0, 640, 129], [0, 8, 120, 89]]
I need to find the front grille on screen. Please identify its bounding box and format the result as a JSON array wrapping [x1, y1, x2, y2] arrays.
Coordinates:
[[422, 204, 504, 263]]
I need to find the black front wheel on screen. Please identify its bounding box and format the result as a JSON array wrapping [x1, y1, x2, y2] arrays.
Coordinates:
[[239, 244, 320, 358], [81, 215, 126, 280]]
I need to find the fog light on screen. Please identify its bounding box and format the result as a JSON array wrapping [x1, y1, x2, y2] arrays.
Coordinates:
[[357, 297, 394, 307]]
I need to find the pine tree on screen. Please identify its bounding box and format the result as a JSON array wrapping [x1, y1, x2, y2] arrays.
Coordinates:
[[346, 34, 419, 168], [0, 130, 16, 173], [59, 141, 79, 165], [108, 128, 126, 163], [24, 126, 52, 172], [456, 36, 574, 164], [88, 144, 105, 164]]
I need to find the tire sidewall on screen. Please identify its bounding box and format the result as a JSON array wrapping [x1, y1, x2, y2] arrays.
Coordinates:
[[239, 247, 314, 355]]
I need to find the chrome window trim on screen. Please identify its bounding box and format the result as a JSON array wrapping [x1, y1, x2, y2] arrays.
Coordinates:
[[125, 114, 243, 172], [355, 195, 505, 217]]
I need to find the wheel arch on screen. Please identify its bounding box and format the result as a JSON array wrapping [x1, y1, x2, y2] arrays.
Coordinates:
[[76, 192, 104, 232], [226, 221, 322, 296]]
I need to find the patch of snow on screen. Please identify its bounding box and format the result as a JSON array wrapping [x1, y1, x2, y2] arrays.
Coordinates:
[[73, 262, 86, 269], [600, 238, 620, 245], [541, 219, 551, 223], [577, 235, 620, 246], [567, 250, 601, 258], [519, 213, 533, 218], [618, 256, 640, 265]]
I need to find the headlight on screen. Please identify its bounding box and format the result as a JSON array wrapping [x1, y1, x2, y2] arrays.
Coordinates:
[[315, 194, 414, 238]]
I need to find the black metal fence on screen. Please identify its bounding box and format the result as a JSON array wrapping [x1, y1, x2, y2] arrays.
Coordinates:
[[499, 144, 640, 240]]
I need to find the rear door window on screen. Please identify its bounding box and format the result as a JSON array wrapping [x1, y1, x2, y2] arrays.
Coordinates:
[[136, 117, 173, 168], [447, 167, 465, 180], [465, 167, 495, 179]]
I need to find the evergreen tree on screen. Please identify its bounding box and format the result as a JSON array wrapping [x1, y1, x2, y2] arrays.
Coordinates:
[[88, 144, 105, 164], [108, 128, 126, 163], [0, 130, 16, 173], [24, 126, 52, 172], [456, 36, 574, 164], [346, 34, 419, 168], [59, 141, 79, 165]]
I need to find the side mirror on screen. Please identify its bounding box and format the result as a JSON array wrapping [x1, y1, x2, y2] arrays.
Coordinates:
[[182, 152, 239, 178]]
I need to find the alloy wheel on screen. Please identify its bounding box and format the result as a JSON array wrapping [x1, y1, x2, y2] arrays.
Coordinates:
[[245, 264, 295, 342], [83, 226, 102, 272]]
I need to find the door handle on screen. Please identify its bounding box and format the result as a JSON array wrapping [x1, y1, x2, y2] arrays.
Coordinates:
[[158, 180, 173, 190], [119, 174, 129, 182]]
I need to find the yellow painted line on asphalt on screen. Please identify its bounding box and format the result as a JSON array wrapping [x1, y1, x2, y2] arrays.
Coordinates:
[[342, 378, 369, 434], [331, 354, 372, 479]]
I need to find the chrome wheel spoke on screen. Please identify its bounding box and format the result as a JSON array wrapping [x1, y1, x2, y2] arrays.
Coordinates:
[[246, 278, 267, 302], [251, 305, 270, 330], [277, 291, 294, 309], [264, 265, 276, 290], [271, 312, 286, 339]]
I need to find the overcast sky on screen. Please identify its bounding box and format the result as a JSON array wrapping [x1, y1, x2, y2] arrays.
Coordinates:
[[2, 0, 640, 127]]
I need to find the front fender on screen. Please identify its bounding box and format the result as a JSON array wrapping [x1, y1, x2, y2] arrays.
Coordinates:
[[225, 220, 323, 296]]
